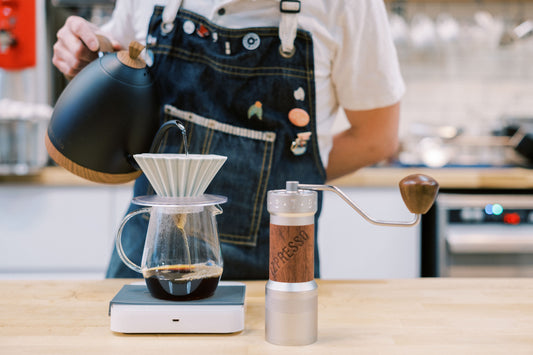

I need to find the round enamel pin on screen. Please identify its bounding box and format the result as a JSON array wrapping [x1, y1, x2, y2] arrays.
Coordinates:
[[288, 108, 310, 127], [243, 32, 260, 51], [183, 20, 195, 35]]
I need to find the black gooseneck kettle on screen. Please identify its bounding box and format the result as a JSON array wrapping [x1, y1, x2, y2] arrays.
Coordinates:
[[46, 37, 164, 184]]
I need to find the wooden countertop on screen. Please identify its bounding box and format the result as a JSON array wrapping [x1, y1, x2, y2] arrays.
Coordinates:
[[2, 166, 533, 189], [331, 166, 533, 190], [0, 167, 133, 187], [1, 279, 533, 354]]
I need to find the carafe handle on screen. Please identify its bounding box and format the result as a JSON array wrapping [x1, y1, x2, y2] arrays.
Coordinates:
[[115, 207, 151, 273], [211, 205, 223, 216]]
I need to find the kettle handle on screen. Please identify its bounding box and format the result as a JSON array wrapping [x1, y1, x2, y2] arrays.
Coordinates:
[[115, 207, 151, 274], [95, 34, 114, 53]]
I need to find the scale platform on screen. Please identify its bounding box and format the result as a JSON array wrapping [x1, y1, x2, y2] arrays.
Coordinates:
[[109, 281, 246, 334]]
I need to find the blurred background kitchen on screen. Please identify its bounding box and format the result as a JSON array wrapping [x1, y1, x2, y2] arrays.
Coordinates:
[[1, 0, 533, 280]]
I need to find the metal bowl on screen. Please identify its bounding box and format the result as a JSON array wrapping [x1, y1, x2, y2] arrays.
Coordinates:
[[0, 99, 52, 175]]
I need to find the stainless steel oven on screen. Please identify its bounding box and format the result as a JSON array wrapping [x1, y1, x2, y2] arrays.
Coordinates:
[[435, 192, 533, 277]]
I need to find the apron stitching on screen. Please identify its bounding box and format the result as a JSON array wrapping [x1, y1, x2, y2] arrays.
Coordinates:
[[202, 126, 211, 154], [248, 138, 268, 238], [150, 47, 308, 77], [164, 105, 277, 142], [219, 138, 273, 244], [250, 139, 275, 240], [205, 126, 215, 153]]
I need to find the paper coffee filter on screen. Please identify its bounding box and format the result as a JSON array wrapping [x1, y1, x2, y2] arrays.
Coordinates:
[[133, 153, 227, 197]]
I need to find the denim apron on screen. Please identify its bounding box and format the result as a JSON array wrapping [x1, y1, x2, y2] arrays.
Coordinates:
[[106, 3, 326, 280]]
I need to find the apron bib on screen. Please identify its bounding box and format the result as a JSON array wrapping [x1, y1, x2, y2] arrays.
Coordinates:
[[106, 4, 325, 280]]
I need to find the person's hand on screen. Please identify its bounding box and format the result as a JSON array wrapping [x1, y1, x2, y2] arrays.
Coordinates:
[[52, 16, 120, 80]]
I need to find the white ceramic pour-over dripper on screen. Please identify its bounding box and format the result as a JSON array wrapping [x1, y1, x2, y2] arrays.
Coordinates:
[[133, 153, 227, 197]]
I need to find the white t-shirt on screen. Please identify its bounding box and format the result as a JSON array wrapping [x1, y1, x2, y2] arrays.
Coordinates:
[[101, 0, 405, 167]]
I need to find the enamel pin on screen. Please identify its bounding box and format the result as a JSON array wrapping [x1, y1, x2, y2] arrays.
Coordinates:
[[291, 131, 312, 155], [247, 101, 263, 120]]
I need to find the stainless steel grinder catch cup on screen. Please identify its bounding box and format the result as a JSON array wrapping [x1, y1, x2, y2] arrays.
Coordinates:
[[266, 181, 318, 346]]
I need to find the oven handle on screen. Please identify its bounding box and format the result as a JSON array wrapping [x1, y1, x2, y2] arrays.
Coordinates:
[[447, 233, 533, 254]]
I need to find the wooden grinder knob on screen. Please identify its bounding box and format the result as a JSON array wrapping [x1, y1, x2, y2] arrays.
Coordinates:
[[399, 174, 439, 214]]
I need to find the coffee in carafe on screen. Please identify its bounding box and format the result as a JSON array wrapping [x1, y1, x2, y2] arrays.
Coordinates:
[[143, 264, 223, 301], [115, 195, 227, 301]]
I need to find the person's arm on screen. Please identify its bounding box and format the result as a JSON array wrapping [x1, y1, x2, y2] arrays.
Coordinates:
[[326, 101, 400, 181]]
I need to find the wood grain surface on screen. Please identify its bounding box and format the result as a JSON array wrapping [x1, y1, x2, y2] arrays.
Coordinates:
[[269, 224, 314, 282], [1, 279, 533, 354]]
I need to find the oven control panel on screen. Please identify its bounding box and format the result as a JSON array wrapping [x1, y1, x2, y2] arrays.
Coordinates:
[[448, 206, 533, 225]]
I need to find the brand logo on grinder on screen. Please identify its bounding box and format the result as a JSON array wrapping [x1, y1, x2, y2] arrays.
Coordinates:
[[270, 229, 310, 276]]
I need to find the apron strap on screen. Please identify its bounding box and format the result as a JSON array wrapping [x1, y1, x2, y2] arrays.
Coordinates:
[[161, 0, 182, 33], [279, 0, 300, 57], [160, 0, 301, 56]]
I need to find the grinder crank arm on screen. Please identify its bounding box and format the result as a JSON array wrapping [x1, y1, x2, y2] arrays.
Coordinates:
[[297, 173, 439, 227]]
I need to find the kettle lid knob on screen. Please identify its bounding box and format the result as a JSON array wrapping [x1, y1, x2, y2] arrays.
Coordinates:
[[117, 41, 146, 69]]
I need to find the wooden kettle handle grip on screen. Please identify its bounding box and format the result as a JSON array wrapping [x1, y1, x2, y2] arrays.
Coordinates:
[[95, 34, 114, 53], [399, 174, 439, 214]]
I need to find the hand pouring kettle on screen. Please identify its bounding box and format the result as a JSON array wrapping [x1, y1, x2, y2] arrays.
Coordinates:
[[45, 37, 159, 184]]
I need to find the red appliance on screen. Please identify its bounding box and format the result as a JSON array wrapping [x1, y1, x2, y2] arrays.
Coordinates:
[[0, 0, 36, 70]]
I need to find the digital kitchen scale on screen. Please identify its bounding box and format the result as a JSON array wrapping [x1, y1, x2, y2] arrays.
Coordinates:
[[109, 281, 246, 334]]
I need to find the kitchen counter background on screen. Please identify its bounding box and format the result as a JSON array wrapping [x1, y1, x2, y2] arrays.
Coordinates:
[[4, 0, 533, 279], [3, 165, 533, 189], [2, 166, 532, 280], [388, 1, 533, 138]]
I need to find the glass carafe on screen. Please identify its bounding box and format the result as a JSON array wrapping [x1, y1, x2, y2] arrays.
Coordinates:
[[116, 194, 227, 301]]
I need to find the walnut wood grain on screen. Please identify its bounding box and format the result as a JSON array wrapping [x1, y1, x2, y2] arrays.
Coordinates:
[[45, 133, 141, 184], [399, 173, 439, 214], [269, 224, 314, 283]]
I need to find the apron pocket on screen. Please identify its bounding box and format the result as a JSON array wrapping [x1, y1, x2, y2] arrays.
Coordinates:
[[164, 104, 276, 247]]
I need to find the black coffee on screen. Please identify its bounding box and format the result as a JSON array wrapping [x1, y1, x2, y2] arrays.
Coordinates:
[[143, 264, 222, 301]]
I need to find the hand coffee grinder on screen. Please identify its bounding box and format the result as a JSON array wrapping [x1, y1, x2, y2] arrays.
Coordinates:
[[266, 174, 439, 345]]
